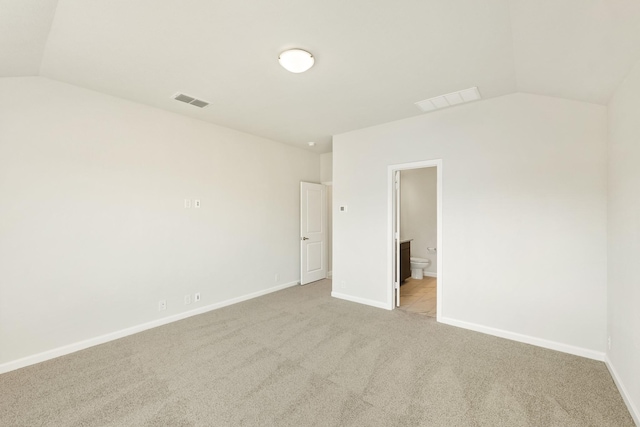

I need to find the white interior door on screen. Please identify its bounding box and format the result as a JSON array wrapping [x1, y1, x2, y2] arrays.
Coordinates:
[[394, 171, 401, 306], [300, 182, 327, 285]]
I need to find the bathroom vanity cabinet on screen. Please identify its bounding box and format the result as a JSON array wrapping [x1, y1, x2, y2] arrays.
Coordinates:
[[400, 240, 411, 283]]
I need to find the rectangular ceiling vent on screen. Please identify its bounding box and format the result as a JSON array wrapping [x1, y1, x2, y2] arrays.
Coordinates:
[[415, 87, 481, 113], [172, 93, 210, 108]]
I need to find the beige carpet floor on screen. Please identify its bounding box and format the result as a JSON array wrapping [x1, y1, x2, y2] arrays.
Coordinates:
[[0, 279, 634, 426]]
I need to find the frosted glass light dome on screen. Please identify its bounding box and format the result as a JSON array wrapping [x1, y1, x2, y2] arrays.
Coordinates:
[[278, 49, 314, 73]]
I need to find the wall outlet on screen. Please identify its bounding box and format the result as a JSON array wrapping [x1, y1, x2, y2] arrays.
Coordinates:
[[184, 199, 191, 208], [275, 273, 279, 282], [194, 199, 201, 208], [340, 280, 346, 290], [184, 294, 191, 305], [158, 300, 167, 311], [194, 292, 201, 302], [608, 336, 611, 350]]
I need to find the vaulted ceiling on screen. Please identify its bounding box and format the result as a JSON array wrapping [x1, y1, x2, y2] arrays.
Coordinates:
[[2, 0, 640, 153]]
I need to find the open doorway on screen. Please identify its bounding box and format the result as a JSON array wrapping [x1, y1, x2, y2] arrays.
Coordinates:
[[388, 160, 442, 320], [399, 167, 438, 316]]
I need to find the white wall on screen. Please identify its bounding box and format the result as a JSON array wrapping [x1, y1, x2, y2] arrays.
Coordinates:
[[320, 152, 332, 184], [321, 152, 333, 274], [400, 167, 437, 275], [333, 93, 607, 356], [326, 185, 333, 275], [0, 77, 320, 366], [607, 59, 640, 423]]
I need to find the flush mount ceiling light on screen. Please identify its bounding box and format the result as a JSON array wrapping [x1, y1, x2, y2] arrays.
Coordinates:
[[279, 49, 314, 73]]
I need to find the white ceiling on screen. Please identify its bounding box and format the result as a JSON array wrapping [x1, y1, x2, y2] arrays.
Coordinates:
[[2, 0, 640, 153], [510, 0, 640, 105], [0, 0, 58, 76]]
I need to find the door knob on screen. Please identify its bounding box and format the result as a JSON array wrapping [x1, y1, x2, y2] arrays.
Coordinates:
[[301, 237, 309, 240]]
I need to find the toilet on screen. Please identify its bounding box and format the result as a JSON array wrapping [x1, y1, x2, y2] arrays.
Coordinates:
[[410, 257, 431, 280]]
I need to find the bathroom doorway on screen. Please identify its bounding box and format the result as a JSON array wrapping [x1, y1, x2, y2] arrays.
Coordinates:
[[388, 160, 442, 320]]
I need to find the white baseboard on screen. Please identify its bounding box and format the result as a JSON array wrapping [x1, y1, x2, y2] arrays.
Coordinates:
[[423, 271, 437, 278], [605, 355, 640, 426], [439, 316, 605, 361], [331, 291, 390, 310], [0, 280, 299, 375]]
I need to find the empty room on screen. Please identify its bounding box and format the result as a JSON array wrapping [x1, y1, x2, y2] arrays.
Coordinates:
[[1, 1, 639, 426]]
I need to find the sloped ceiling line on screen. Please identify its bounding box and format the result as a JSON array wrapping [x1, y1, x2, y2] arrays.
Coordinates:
[[2, 0, 640, 153]]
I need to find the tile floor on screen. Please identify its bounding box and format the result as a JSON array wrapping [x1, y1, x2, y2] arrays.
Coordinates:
[[398, 276, 437, 317]]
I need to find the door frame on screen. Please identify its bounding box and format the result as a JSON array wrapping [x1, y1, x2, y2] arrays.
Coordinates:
[[387, 159, 443, 321]]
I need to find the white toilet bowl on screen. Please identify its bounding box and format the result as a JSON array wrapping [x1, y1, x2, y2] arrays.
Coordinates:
[[410, 257, 431, 280]]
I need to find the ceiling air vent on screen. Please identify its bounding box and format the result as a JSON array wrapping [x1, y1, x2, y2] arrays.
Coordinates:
[[415, 87, 481, 113], [172, 93, 210, 108]]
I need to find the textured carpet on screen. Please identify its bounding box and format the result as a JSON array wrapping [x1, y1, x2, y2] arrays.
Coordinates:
[[0, 280, 634, 426]]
